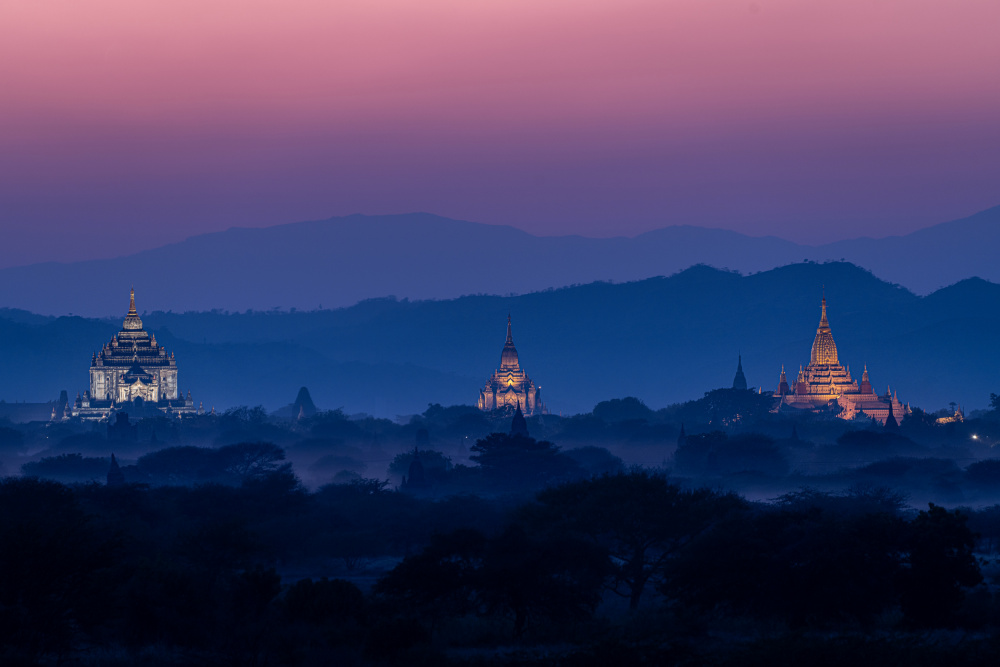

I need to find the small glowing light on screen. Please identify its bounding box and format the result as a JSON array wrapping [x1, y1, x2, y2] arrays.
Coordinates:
[[972, 434, 979, 440]]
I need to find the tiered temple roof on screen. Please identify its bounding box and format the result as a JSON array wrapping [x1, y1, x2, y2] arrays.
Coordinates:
[[92, 288, 176, 375]]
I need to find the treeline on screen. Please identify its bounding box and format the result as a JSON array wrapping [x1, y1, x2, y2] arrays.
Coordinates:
[[2, 464, 999, 665], [9, 395, 1000, 506]]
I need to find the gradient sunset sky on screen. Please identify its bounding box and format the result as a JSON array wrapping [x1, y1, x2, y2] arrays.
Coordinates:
[[1, 0, 998, 266]]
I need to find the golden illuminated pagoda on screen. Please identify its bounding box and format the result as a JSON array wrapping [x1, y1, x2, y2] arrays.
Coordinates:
[[72, 288, 197, 420], [478, 315, 546, 415], [777, 295, 908, 424]]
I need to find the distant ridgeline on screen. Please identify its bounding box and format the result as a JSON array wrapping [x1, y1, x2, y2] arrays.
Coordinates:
[[2, 207, 1000, 316], [0, 261, 997, 417]]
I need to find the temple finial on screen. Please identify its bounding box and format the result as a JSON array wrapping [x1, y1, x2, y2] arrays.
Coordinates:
[[506, 313, 513, 343], [129, 286, 137, 316]]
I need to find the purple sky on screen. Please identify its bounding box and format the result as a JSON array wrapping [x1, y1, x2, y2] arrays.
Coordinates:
[[1, 1, 998, 268]]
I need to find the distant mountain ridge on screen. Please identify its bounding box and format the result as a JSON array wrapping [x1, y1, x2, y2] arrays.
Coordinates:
[[2, 262, 998, 416], [0, 207, 998, 316]]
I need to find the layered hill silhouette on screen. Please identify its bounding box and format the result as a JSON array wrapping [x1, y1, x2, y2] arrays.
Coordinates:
[[2, 262, 997, 416], [0, 206, 998, 316]]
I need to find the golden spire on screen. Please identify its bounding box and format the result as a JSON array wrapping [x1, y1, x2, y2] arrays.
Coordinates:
[[810, 292, 838, 366], [500, 313, 520, 369], [123, 285, 144, 331]]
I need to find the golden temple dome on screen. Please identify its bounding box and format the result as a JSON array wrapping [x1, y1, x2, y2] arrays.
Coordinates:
[[500, 314, 520, 369], [810, 296, 839, 365]]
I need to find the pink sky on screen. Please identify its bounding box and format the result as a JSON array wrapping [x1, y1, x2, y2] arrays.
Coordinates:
[[1, 0, 998, 266]]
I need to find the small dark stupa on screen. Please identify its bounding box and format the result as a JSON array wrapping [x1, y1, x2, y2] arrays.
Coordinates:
[[293, 387, 318, 419], [732, 354, 748, 391], [402, 428, 432, 491], [884, 400, 899, 432], [777, 365, 790, 397], [406, 447, 427, 489], [107, 454, 125, 487], [677, 423, 687, 447], [510, 401, 529, 437], [108, 412, 137, 442]]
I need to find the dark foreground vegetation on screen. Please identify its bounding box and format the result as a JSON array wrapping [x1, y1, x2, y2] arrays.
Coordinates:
[[4, 393, 1000, 664], [2, 469, 1000, 664]]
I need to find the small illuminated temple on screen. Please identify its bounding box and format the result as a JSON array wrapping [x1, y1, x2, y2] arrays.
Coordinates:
[[478, 315, 546, 416], [776, 295, 908, 424], [72, 288, 197, 420]]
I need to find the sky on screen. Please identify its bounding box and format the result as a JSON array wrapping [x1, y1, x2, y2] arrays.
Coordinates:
[[1, 0, 998, 267]]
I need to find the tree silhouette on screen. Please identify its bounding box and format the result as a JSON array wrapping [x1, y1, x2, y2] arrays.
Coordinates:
[[526, 470, 745, 609], [136, 445, 220, 484], [375, 526, 608, 638], [674, 431, 788, 476], [218, 441, 287, 483], [471, 432, 582, 492], [374, 528, 485, 630], [0, 478, 116, 660], [388, 449, 452, 480], [899, 504, 982, 627], [477, 525, 609, 638], [592, 397, 654, 423], [21, 453, 110, 483], [284, 577, 366, 626], [667, 504, 907, 625]]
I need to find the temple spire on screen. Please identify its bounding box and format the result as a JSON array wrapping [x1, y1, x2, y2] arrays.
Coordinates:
[[884, 399, 899, 431], [123, 286, 143, 331], [859, 363, 873, 394], [107, 453, 125, 487], [510, 399, 529, 437], [732, 353, 748, 390], [499, 314, 520, 369], [810, 292, 838, 365]]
